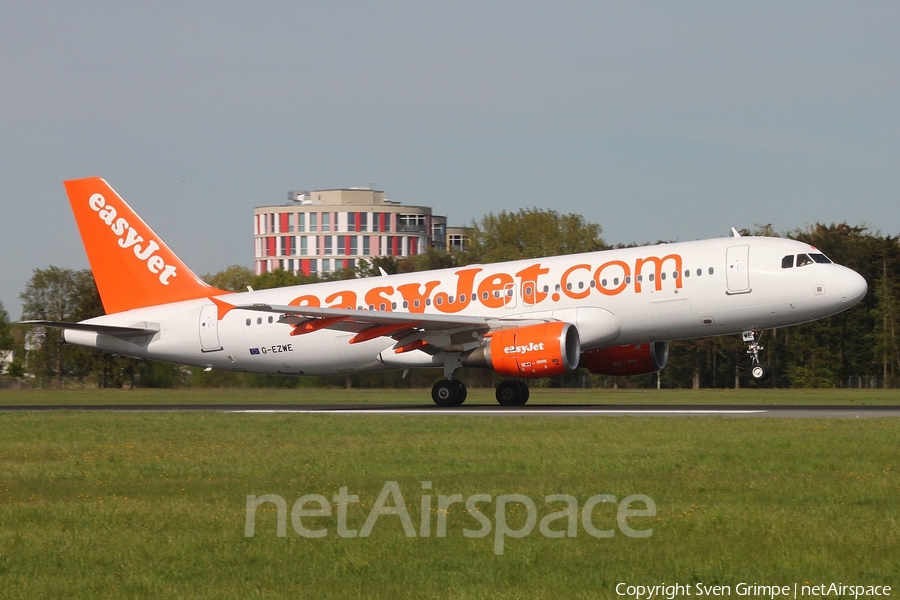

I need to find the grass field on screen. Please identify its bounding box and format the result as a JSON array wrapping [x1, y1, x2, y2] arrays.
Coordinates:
[[1, 390, 899, 598], [2, 386, 900, 406]]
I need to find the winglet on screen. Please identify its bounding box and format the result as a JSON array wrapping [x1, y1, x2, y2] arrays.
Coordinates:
[[64, 177, 229, 314], [731, 227, 742, 238]]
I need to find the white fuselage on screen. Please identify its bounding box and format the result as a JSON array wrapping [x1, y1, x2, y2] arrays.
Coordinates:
[[64, 236, 867, 376]]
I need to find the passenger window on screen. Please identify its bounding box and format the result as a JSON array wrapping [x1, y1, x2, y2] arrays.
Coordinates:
[[696, 269, 702, 276], [796, 254, 813, 267], [708, 267, 714, 275], [782, 255, 794, 269]]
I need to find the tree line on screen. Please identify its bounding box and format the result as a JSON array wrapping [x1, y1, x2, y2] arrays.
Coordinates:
[[3, 209, 898, 389]]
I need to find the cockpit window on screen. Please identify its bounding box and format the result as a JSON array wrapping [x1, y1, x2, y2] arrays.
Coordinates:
[[810, 253, 832, 264], [796, 254, 813, 267], [781, 255, 794, 269]]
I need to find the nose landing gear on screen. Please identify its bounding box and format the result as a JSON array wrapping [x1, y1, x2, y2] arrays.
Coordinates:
[[743, 330, 771, 382]]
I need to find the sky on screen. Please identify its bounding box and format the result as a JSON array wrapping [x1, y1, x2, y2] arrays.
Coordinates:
[[1, 1, 898, 318]]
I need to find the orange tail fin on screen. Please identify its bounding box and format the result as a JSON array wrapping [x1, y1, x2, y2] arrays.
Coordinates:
[[64, 177, 228, 314]]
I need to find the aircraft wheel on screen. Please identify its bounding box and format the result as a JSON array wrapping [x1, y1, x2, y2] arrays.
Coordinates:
[[751, 363, 771, 382], [496, 380, 529, 406], [515, 381, 530, 405], [432, 379, 466, 407]]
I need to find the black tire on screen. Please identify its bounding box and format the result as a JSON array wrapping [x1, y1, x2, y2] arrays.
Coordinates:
[[751, 363, 771, 382], [453, 379, 468, 404], [496, 380, 529, 406], [432, 379, 466, 406], [515, 381, 530, 405]]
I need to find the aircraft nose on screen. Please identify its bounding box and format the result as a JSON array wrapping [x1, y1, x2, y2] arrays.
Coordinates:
[[839, 268, 867, 305]]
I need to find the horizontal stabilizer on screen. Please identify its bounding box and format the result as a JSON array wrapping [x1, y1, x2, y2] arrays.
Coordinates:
[[18, 320, 159, 338]]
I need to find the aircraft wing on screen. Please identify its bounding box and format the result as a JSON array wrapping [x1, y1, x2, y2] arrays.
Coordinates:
[[18, 320, 159, 338], [235, 303, 551, 351]]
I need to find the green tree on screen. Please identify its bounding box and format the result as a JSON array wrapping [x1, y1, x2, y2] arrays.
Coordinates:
[[0, 301, 11, 351], [0, 301, 12, 376], [465, 207, 607, 264], [19, 267, 98, 388], [870, 259, 900, 387], [202, 265, 255, 292]]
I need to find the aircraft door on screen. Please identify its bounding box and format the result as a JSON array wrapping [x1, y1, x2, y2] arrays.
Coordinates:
[[199, 304, 222, 351], [504, 282, 518, 309], [726, 245, 751, 294]]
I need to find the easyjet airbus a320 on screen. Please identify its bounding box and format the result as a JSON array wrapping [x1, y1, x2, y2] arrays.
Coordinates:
[[24, 178, 868, 405]]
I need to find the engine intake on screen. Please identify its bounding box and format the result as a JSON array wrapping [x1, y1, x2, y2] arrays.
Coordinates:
[[579, 342, 669, 376], [462, 322, 581, 378]]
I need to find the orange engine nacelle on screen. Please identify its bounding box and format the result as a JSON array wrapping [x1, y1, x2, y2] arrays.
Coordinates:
[[462, 322, 581, 378], [579, 342, 669, 376]]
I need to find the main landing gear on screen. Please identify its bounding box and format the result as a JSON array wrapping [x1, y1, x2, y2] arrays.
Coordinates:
[[743, 330, 771, 382], [495, 380, 530, 406], [430, 379, 531, 406], [432, 353, 468, 407], [431, 379, 467, 407], [430, 353, 532, 407]]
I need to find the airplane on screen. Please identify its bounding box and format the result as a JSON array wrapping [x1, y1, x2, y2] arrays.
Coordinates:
[[22, 177, 868, 406]]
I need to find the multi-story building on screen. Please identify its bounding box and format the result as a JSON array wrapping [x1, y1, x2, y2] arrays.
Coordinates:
[[254, 188, 451, 276]]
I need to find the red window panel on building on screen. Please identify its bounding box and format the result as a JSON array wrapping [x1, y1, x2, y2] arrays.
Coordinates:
[[392, 236, 400, 256], [300, 259, 311, 276], [410, 237, 417, 255], [355, 212, 361, 233], [280, 213, 289, 234]]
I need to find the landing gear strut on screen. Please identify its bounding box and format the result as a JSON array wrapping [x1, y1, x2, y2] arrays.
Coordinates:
[[431, 353, 467, 407], [743, 330, 771, 382], [496, 380, 530, 406]]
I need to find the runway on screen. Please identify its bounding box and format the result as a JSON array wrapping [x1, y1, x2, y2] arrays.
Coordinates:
[[2, 404, 899, 417]]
